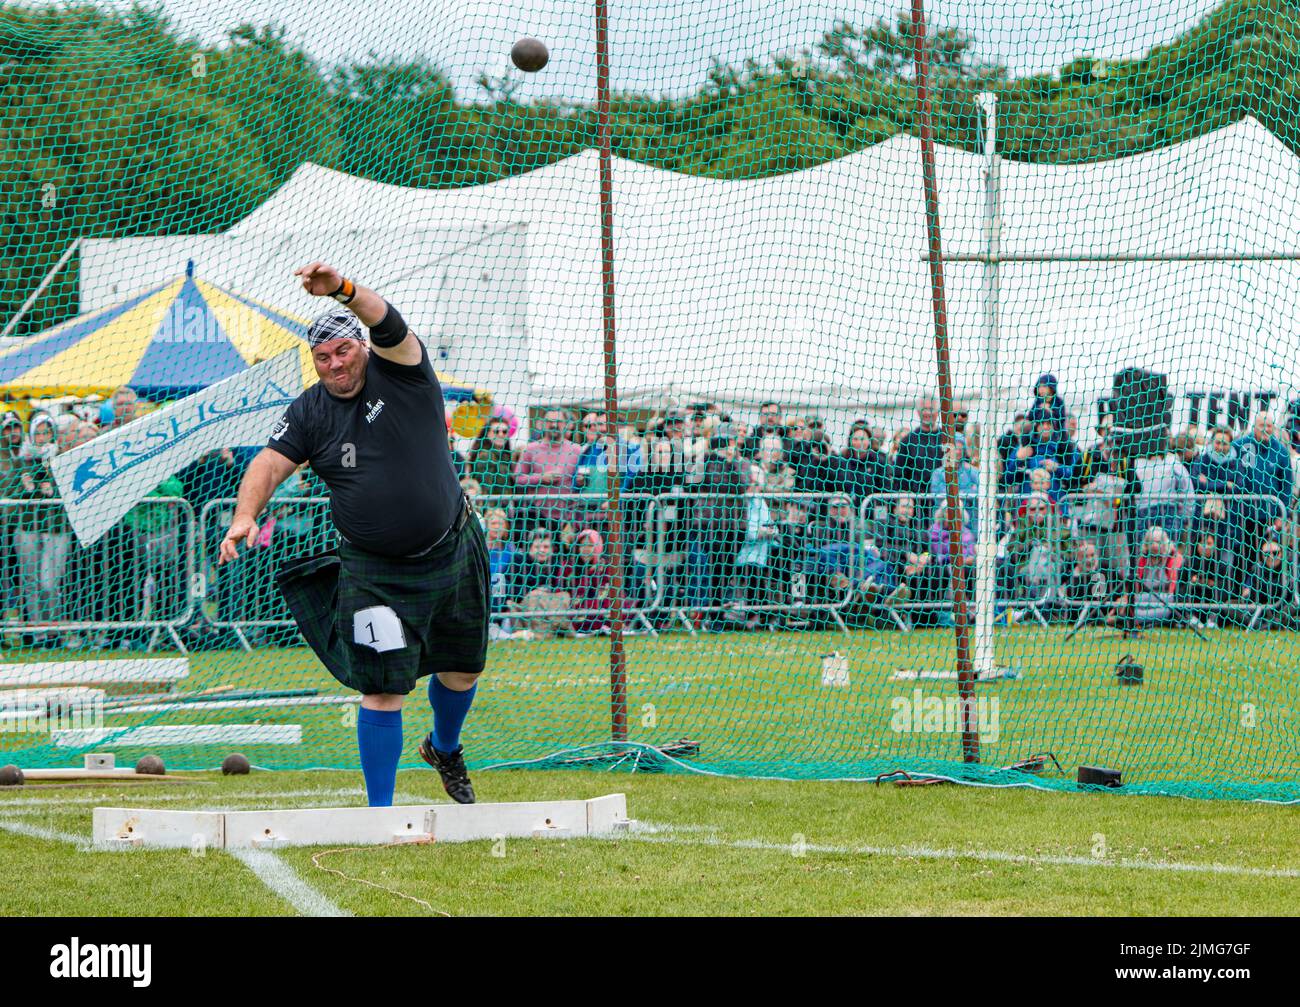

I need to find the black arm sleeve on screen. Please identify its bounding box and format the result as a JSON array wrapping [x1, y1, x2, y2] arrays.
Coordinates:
[[265, 398, 310, 465], [369, 301, 408, 348]]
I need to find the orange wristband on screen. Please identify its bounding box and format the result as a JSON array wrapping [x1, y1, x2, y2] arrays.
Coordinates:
[[330, 278, 356, 304]]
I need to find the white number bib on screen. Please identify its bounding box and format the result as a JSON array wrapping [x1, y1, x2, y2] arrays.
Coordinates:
[[353, 605, 407, 653]]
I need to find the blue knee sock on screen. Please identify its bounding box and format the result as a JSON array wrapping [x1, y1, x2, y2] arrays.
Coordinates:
[[356, 707, 403, 807], [428, 677, 477, 753]]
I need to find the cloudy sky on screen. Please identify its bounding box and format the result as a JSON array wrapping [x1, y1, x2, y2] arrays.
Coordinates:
[[99, 0, 1221, 102]]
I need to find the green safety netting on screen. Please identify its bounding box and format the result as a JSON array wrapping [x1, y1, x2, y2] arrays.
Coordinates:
[[1, 1, 1298, 802]]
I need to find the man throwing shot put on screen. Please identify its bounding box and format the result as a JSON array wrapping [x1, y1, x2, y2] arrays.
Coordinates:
[[219, 262, 489, 806]]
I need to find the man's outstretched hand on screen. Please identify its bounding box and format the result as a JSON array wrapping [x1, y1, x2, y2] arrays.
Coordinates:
[[219, 514, 261, 564], [294, 261, 343, 297]]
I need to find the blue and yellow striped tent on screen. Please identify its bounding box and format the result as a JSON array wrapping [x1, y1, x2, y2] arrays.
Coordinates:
[[0, 262, 482, 402]]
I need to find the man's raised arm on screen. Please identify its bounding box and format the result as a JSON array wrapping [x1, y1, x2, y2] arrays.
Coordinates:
[[219, 448, 299, 564], [293, 261, 422, 366]]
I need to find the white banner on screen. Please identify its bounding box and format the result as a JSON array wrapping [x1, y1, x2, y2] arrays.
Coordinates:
[[52, 350, 303, 546]]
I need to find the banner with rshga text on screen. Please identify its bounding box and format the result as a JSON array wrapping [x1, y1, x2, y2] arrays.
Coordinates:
[[51, 349, 303, 546]]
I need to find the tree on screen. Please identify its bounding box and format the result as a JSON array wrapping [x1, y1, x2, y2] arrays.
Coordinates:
[[816, 13, 985, 81], [675, 74, 847, 177], [10, 0, 1300, 342]]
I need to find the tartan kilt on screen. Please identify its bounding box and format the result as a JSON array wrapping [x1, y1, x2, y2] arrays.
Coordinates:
[[276, 515, 491, 695]]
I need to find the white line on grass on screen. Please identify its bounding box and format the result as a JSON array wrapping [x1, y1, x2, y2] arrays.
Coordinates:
[[228, 848, 350, 917], [613, 824, 1300, 880], [0, 817, 98, 849], [0, 817, 351, 916], [622, 821, 721, 834]]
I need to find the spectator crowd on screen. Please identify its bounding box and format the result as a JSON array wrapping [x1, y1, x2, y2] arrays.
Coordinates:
[[3, 373, 1299, 648], [450, 379, 1300, 636], [0, 385, 331, 650]]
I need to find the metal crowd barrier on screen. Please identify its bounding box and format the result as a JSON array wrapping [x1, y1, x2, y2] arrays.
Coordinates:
[[197, 490, 868, 642], [860, 492, 1063, 631], [1059, 490, 1294, 630], [477, 490, 864, 636], [853, 490, 1299, 632], [473, 492, 665, 636], [53, 486, 1281, 653], [479, 489, 889, 636], [638, 491, 862, 635], [197, 496, 335, 651], [199, 492, 668, 646], [0, 497, 195, 652]]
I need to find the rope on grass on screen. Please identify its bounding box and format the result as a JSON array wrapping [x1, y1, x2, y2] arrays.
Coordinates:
[[310, 840, 451, 916]]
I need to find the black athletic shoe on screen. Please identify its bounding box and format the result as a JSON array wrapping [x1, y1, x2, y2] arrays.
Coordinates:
[[418, 735, 476, 804]]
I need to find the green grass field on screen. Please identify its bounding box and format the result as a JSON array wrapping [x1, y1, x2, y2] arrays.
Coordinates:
[[4, 626, 1298, 798], [1, 768, 1298, 916], [1, 626, 1298, 915]]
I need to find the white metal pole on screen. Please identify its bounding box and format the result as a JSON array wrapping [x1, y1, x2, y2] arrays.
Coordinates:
[[1, 237, 81, 339], [925, 252, 1300, 262], [974, 92, 1000, 678]]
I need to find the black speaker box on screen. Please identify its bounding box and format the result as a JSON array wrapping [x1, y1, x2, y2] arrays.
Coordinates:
[[1112, 367, 1171, 457], [1077, 765, 1123, 788], [1115, 654, 1144, 685]]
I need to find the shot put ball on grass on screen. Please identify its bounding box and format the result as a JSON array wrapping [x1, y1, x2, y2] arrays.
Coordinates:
[[511, 38, 549, 73], [222, 753, 251, 776], [135, 754, 165, 776], [0, 764, 23, 786]]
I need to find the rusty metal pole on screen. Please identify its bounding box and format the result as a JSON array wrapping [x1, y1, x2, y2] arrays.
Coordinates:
[[910, 0, 979, 763], [596, 0, 628, 742]]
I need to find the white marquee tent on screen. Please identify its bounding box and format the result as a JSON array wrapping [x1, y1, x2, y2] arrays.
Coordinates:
[[82, 115, 1300, 441]]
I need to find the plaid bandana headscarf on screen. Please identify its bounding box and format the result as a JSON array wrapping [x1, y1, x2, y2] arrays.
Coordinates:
[[307, 308, 365, 348]]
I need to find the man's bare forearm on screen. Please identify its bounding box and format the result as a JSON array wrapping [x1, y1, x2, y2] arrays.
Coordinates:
[[235, 451, 290, 521], [342, 283, 388, 327], [336, 279, 420, 365]]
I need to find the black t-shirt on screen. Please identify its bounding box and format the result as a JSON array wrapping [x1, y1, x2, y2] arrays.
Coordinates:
[[265, 313, 461, 557]]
